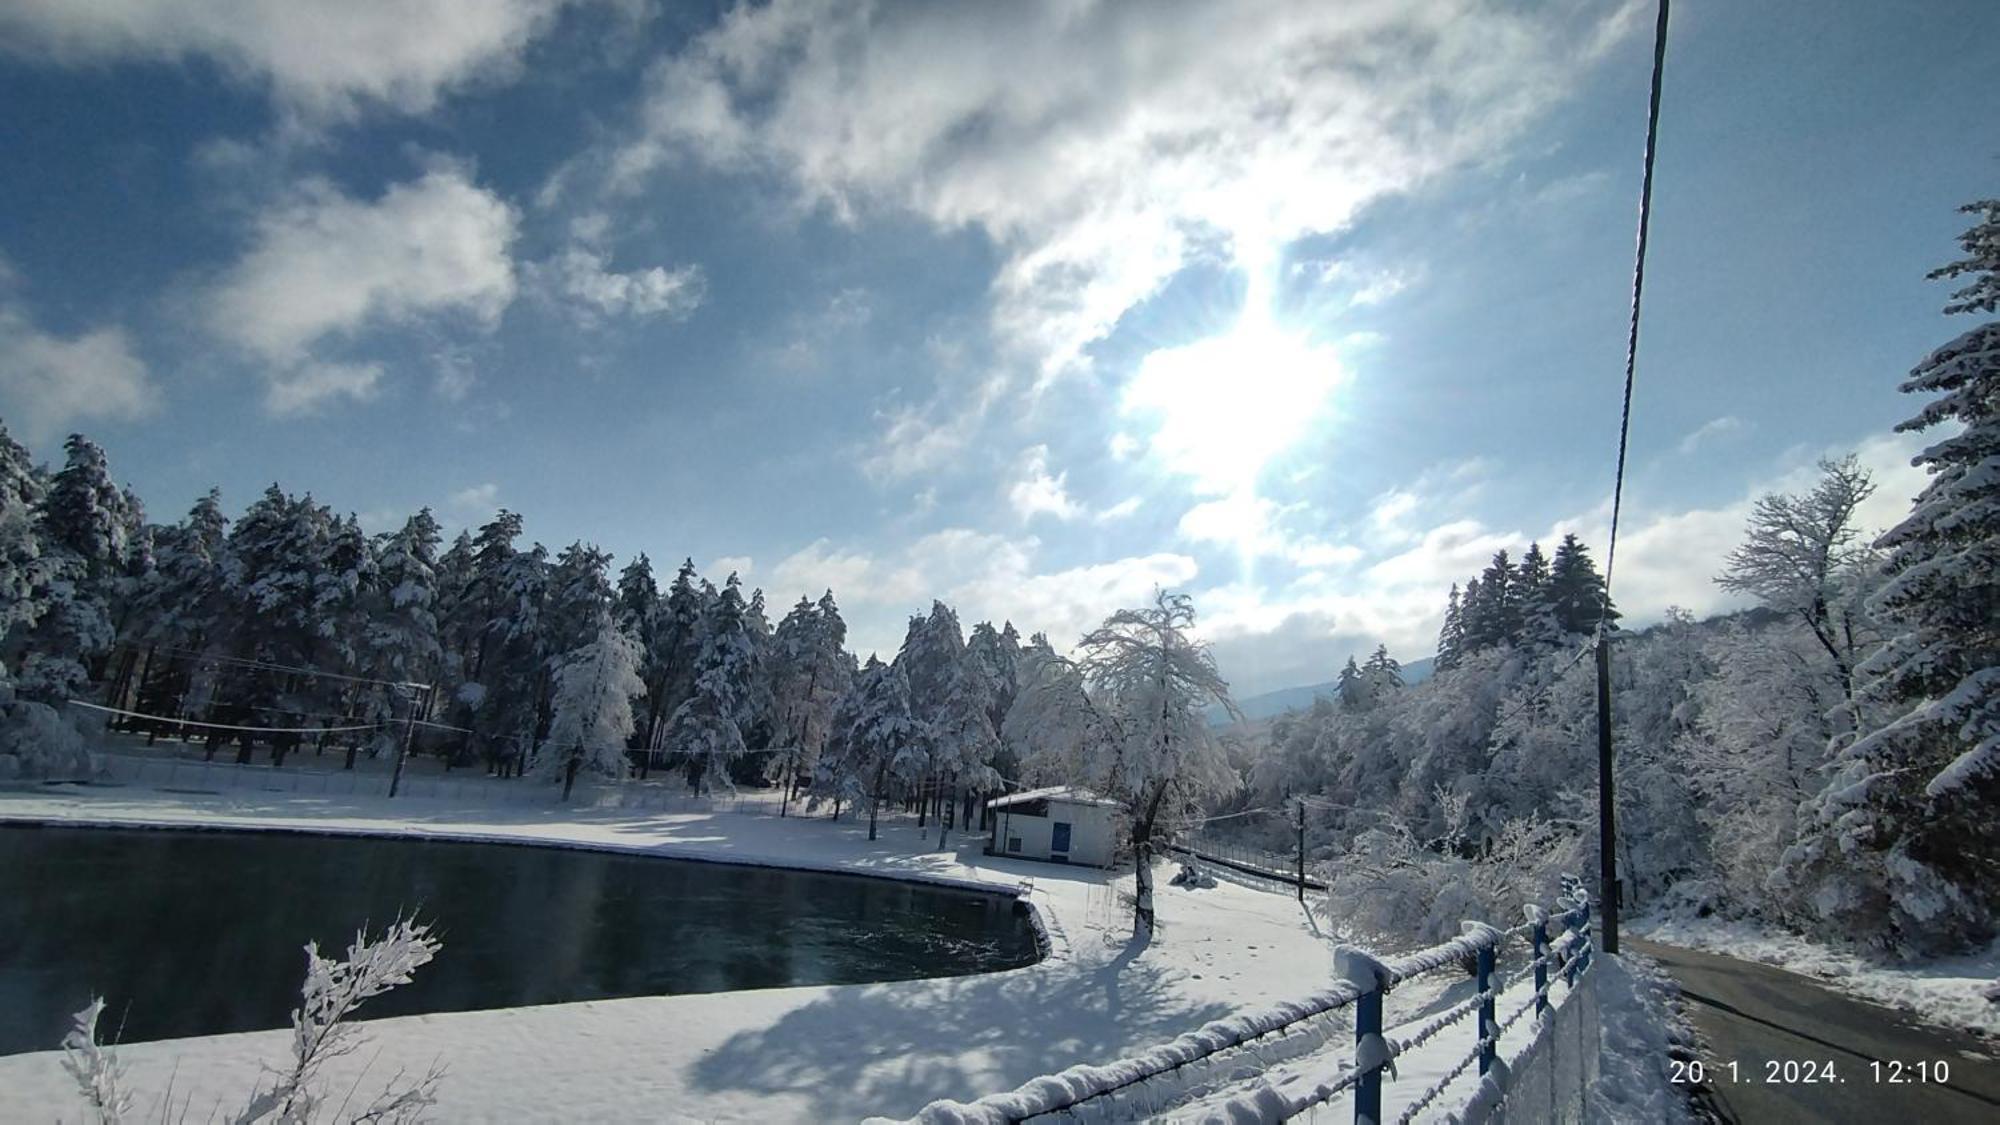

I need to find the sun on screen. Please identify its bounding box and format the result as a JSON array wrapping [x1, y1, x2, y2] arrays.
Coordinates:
[[1121, 286, 1346, 496]]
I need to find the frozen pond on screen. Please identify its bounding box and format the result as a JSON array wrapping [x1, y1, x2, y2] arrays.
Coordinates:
[[0, 824, 1040, 1055]]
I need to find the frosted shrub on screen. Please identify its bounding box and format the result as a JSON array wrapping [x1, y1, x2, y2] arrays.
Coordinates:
[[1324, 790, 1580, 949], [62, 917, 446, 1125]]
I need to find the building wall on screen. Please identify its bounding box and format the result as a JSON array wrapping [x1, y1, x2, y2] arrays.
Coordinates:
[[991, 801, 1116, 867]]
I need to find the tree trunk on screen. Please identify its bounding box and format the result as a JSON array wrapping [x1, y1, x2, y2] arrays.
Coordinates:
[[562, 757, 579, 801], [345, 739, 360, 771], [869, 764, 885, 841], [779, 762, 792, 818]]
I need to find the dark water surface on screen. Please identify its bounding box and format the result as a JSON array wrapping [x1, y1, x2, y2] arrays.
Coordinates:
[[0, 824, 1040, 1055]]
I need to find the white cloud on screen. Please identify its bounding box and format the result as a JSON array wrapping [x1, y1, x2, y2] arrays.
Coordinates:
[[263, 360, 384, 416], [768, 529, 1199, 661], [1191, 430, 1939, 696], [618, 0, 1635, 376], [0, 0, 568, 119], [205, 167, 519, 412], [1096, 496, 1143, 522], [1677, 414, 1745, 455], [1007, 445, 1081, 523], [209, 168, 518, 363], [860, 373, 1007, 481], [1178, 493, 1284, 551], [450, 482, 500, 510], [0, 305, 158, 441], [538, 245, 705, 325]]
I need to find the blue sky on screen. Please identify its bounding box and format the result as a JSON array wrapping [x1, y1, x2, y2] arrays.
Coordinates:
[[1, 0, 1993, 696]]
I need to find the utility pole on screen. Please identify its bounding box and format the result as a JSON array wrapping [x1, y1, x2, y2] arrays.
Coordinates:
[[1295, 798, 1306, 903], [1595, 633, 1620, 953], [387, 682, 429, 800]]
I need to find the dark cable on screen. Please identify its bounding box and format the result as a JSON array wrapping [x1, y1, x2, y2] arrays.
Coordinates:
[[1602, 0, 1673, 625]]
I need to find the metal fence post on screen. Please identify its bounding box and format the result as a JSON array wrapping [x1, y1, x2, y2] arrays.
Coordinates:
[[1355, 986, 1383, 1125], [1532, 916, 1551, 1018], [1578, 899, 1594, 976], [1477, 940, 1497, 1075]]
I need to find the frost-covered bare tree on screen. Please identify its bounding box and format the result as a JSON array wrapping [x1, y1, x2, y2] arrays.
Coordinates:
[[1007, 590, 1239, 936], [1716, 454, 1880, 726]]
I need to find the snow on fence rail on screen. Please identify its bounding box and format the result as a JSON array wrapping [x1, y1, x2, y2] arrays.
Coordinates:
[[898, 895, 1595, 1124]]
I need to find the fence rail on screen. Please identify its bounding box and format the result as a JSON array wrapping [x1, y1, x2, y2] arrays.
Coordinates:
[[906, 894, 1595, 1124]]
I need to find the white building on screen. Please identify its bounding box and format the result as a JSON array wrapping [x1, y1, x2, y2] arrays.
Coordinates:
[[983, 786, 1119, 868]]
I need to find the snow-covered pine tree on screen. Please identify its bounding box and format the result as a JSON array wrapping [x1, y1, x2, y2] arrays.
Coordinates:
[[0, 425, 88, 779], [1548, 533, 1617, 637], [125, 490, 228, 728], [20, 435, 130, 703], [1784, 198, 2000, 955], [613, 553, 662, 768], [844, 655, 921, 840], [211, 485, 334, 756], [768, 591, 851, 814], [306, 514, 374, 726], [1456, 576, 1488, 656], [664, 573, 762, 793], [1008, 591, 1241, 935], [897, 601, 991, 827], [538, 614, 645, 799], [1435, 583, 1465, 671], [1515, 542, 1565, 652], [1468, 549, 1520, 650], [543, 542, 615, 663], [966, 620, 1023, 729], [482, 541, 549, 773], [355, 510, 443, 768], [644, 559, 706, 757], [811, 659, 876, 821], [1335, 655, 1368, 711], [1361, 644, 1402, 701]]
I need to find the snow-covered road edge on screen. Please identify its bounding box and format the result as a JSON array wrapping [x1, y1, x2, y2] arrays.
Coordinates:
[[1632, 915, 2000, 1037]]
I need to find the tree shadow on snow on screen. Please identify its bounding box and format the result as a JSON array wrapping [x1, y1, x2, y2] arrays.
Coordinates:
[[687, 934, 1233, 1120]]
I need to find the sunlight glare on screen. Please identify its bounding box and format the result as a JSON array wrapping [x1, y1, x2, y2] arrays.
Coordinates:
[[1121, 284, 1346, 496]]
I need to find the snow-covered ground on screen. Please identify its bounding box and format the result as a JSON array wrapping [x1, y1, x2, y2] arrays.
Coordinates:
[[1631, 915, 2000, 1037], [0, 772, 1666, 1121]]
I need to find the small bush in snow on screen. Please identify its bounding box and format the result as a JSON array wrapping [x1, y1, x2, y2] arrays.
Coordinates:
[[62, 917, 446, 1125]]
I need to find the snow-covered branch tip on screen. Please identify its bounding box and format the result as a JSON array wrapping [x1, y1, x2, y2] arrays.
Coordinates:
[[230, 915, 445, 1125], [61, 997, 131, 1125]]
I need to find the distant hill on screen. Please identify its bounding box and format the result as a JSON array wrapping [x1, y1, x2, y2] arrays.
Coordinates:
[[1214, 656, 1436, 724]]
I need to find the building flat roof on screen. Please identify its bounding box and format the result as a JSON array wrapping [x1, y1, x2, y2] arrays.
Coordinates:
[[987, 785, 1120, 810]]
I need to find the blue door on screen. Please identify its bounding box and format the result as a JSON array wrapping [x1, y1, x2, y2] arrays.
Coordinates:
[[1050, 821, 1072, 857]]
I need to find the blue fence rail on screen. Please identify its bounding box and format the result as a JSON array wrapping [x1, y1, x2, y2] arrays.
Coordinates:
[[904, 892, 1595, 1124]]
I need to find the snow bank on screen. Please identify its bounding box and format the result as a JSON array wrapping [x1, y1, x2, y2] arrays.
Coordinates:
[[1584, 954, 1693, 1123]]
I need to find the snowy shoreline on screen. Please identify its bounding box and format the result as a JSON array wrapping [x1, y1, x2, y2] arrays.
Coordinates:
[[0, 784, 1346, 1122]]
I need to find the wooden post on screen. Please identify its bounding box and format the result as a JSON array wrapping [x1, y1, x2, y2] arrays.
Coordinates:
[[387, 682, 428, 799]]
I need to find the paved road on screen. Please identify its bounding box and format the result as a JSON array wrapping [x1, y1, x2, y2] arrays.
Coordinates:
[[1628, 938, 2000, 1124]]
